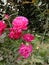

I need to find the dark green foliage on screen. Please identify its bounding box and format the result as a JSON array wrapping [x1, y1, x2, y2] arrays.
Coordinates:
[[18, 0, 49, 34]]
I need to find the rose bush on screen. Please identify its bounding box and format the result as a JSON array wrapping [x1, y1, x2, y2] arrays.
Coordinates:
[[0, 0, 49, 65], [0, 15, 34, 59]]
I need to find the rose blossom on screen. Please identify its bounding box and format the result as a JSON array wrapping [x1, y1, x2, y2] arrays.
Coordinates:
[[12, 16, 28, 30], [19, 43, 33, 58], [8, 27, 22, 39], [4, 14, 9, 20], [0, 20, 7, 35], [22, 33, 34, 42], [17, 57, 21, 61]]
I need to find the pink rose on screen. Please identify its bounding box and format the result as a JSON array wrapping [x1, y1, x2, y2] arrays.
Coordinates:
[[0, 20, 7, 35], [22, 33, 34, 42], [12, 16, 28, 30], [17, 57, 21, 61], [8, 27, 22, 39], [4, 14, 9, 20], [19, 43, 33, 58]]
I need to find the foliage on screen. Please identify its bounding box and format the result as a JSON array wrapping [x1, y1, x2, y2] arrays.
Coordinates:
[[18, 0, 49, 34]]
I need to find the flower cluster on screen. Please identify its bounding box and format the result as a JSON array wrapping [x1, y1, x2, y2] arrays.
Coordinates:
[[8, 16, 34, 58], [8, 16, 28, 39], [1, 16, 34, 59]]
